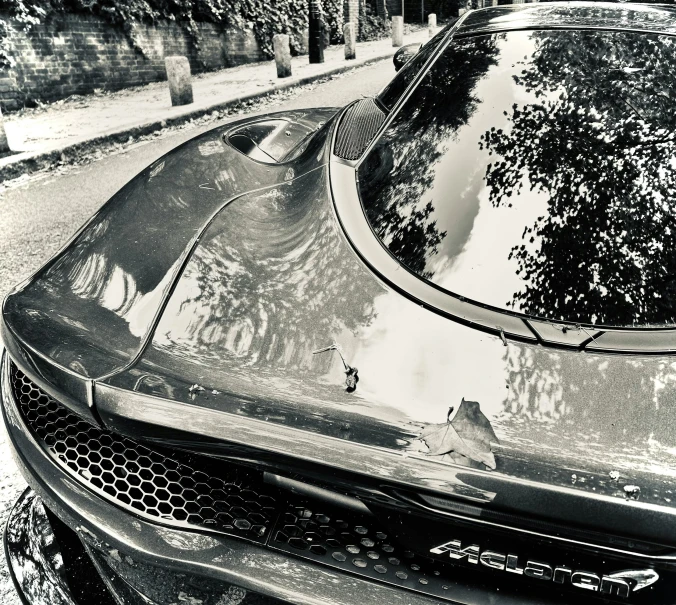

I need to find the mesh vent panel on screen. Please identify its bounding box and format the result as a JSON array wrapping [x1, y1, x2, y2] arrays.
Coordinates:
[[11, 364, 278, 542], [333, 99, 385, 161], [269, 504, 662, 604], [271, 503, 457, 599]]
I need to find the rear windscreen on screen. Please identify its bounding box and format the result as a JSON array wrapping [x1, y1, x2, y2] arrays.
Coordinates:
[[362, 29, 676, 327]]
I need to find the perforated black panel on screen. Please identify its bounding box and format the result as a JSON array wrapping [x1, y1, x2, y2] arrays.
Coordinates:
[[333, 99, 386, 161], [271, 503, 461, 600], [11, 364, 278, 542]]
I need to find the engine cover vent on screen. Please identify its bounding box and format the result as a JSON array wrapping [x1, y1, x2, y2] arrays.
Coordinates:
[[333, 99, 385, 161]]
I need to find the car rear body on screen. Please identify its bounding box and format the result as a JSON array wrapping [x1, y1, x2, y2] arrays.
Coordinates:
[[3, 3, 676, 604]]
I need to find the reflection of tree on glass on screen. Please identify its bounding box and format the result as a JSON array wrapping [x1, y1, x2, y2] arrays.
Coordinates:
[[360, 37, 500, 278], [482, 30, 676, 327]]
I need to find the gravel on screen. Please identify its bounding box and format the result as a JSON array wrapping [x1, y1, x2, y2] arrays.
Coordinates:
[[0, 424, 27, 605]]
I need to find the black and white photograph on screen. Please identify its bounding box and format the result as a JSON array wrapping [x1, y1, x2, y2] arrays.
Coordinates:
[[1, 0, 675, 603]]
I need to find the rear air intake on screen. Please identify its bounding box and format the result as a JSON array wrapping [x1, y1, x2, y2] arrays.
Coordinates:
[[333, 98, 385, 161], [11, 363, 278, 543], [8, 361, 675, 605]]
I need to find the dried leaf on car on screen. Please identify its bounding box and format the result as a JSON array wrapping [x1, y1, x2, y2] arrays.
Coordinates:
[[419, 398, 499, 469]]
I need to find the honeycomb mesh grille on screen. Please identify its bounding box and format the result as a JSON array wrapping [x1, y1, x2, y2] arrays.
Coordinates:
[[10, 363, 459, 602], [333, 98, 386, 161], [271, 503, 459, 600], [11, 364, 278, 542]]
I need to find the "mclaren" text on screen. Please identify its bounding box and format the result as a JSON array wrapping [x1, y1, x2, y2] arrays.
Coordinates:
[[430, 540, 659, 599]]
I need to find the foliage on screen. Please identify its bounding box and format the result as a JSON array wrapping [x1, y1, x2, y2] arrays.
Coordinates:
[[323, 0, 344, 45], [0, 19, 15, 67], [357, 0, 389, 42], [0, 0, 346, 67], [360, 36, 499, 277], [357, 13, 389, 42], [481, 29, 676, 326]]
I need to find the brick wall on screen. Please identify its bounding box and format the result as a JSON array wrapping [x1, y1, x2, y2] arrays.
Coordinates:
[[0, 13, 266, 111]]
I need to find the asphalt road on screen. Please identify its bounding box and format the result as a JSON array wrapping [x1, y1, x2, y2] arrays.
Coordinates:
[[0, 59, 394, 604]]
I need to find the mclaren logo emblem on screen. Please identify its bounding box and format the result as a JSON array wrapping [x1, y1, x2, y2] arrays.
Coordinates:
[[430, 540, 659, 598]]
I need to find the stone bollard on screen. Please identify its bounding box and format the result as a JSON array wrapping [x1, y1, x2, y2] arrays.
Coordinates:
[[0, 107, 9, 154], [428, 13, 437, 37], [344, 23, 356, 60], [273, 34, 292, 78], [392, 16, 404, 47], [165, 56, 193, 107]]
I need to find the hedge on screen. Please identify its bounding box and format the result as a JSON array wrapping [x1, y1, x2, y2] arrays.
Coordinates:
[[0, 0, 346, 66]]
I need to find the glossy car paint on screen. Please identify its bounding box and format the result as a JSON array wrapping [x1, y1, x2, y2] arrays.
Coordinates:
[[97, 147, 676, 535], [2, 108, 337, 381], [97, 6, 676, 533], [457, 2, 676, 36], [3, 3, 676, 604], [4, 489, 78, 605], [6, 349, 673, 605]]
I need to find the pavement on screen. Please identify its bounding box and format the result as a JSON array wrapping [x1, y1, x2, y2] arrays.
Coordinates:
[[0, 28, 429, 182]]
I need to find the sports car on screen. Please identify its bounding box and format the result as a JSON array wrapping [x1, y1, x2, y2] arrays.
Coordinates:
[[3, 3, 676, 604]]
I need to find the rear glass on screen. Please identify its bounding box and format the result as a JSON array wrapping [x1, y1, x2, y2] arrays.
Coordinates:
[[378, 25, 451, 111], [359, 29, 676, 328]]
